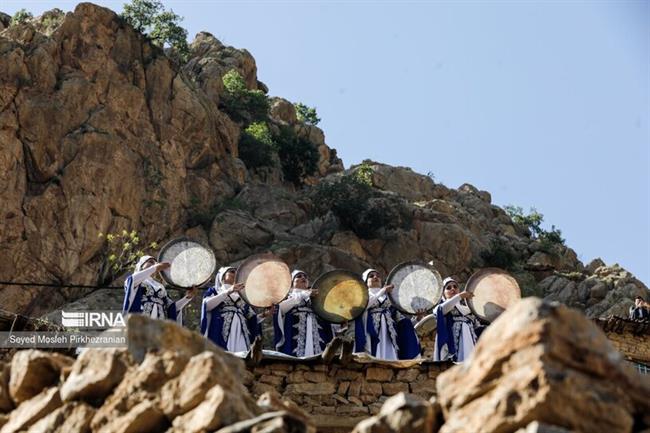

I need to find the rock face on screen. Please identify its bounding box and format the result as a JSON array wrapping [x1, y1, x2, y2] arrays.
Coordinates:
[[0, 315, 314, 433], [436, 298, 650, 433], [539, 262, 649, 318], [0, 3, 244, 315]]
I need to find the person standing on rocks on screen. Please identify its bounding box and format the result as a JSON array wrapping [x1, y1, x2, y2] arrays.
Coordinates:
[[122, 255, 195, 324], [629, 296, 650, 320], [273, 270, 335, 357], [354, 268, 420, 360], [433, 277, 483, 362], [200, 266, 262, 354]]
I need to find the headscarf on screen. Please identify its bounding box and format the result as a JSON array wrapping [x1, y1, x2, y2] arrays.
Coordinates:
[[362, 268, 379, 285], [215, 266, 236, 293], [135, 255, 156, 272], [442, 277, 458, 289], [133, 255, 163, 290], [291, 270, 308, 288]]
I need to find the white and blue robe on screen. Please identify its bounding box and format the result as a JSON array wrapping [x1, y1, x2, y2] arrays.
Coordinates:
[[273, 288, 334, 357], [200, 284, 260, 352], [433, 294, 483, 362], [122, 255, 191, 324], [200, 267, 261, 353], [354, 286, 420, 360]]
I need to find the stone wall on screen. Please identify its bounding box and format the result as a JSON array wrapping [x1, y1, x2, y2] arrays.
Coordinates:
[[244, 358, 451, 432], [595, 317, 650, 363]]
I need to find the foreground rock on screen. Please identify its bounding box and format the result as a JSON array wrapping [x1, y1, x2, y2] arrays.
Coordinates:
[[0, 315, 313, 433], [352, 393, 438, 433], [436, 298, 650, 433], [9, 351, 72, 404]]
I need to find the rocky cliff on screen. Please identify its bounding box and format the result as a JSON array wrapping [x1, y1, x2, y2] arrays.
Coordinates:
[[0, 3, 647, 319]]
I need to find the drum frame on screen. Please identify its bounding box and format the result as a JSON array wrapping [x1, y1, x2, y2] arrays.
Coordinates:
[[386, 260, 443, 315], [157, 237, 217, 288]]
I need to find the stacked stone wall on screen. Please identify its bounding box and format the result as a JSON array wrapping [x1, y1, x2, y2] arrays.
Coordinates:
[[604, 330, 650, 363], [244, 360, 450, 431]]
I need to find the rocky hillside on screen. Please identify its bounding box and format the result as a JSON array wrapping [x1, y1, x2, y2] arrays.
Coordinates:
[[0, 3, 647, 319]]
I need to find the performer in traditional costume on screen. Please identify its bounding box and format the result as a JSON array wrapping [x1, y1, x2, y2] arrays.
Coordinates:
[[200, 266, 262, 353], [433, 277, 483, 362], [122, 255, 194, 324], [273, 270, 334, 357], [354, 268, 420, 360]]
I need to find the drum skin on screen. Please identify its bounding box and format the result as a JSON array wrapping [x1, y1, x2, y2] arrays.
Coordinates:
[[312, 270, 369, 324], [387, 261, 443, 314], [157, 238, 216, 288], [466, 267, 521, 322], [236, 253, 291, 307]]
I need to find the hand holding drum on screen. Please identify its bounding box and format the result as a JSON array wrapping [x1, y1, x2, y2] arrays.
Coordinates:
[[465, 268, 520, 323], [157, 238, 217, 289], [386, 261, 443, 315], [235, 253, 291, 308]]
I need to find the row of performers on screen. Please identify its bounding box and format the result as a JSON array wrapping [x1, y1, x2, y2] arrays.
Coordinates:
[[123, 255, 485, 362]]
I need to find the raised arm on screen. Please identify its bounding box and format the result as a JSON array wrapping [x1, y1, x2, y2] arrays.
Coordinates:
[[438, 293, 463, 315], [130, 266, 158, 287], [279, 291, 308, 314], [204, 289, 234, 311]]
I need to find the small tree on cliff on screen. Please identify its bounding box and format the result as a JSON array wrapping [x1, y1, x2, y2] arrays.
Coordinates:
[[11, 9, 33, 25], [221, 70, 270, 123], [294, 102, 321, 126], [121, 0, 190, 61]]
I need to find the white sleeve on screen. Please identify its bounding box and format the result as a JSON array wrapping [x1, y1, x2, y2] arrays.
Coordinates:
[[279, 293, 306, 314], [367, 288, 387, 307], [204, 290, 234, 311], [439, 294, 462, 314], [130, 266, 157, 287]]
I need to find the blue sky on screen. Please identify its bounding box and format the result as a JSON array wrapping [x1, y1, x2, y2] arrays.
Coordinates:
[[5, 1, 649, 285]]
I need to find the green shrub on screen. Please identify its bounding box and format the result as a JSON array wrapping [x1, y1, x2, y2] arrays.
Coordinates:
[[504, 205, 565, 246], [312, 175, 412, 239], [11, 9, 33, 25], [353, 162, 374, 186], [97, 230, 158, 285], [274, 126, 319, 185], [121, 0, 190, 61], [221, 70, 269, 124], [294, 102, 321, 126], [238, 122, 275, 169]]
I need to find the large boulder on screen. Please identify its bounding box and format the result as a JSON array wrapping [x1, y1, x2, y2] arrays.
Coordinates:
[[24, 401, 95, 433], [352, 162, 436, 202], [60, 348, 131, 403], [436, 298, 650, 433], [1, 387, 62, 433], [9, 351, 73, 405]]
